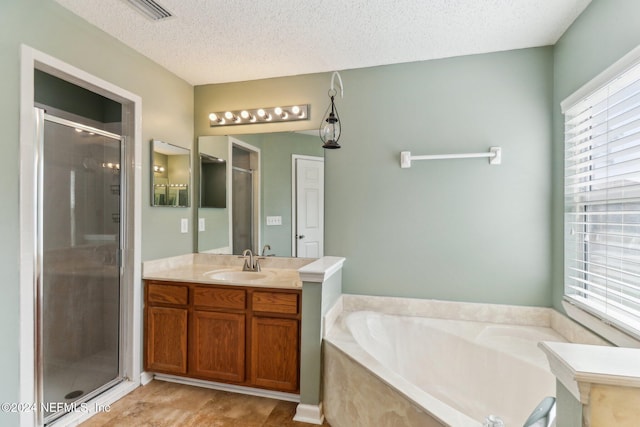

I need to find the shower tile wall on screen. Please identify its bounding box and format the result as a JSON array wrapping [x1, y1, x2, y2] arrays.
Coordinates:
[[43, 248, 119, 364]]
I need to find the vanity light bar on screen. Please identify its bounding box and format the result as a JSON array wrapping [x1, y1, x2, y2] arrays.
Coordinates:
[[103, 162, 120, 169], [209, 104, 310, 127]]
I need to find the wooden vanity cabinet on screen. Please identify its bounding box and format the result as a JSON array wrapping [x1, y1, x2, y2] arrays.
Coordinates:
[[190, 286, 247, 382], [144, 280, 301, 393], [251, 291, 300, 392], [145, 282, 188, 375]]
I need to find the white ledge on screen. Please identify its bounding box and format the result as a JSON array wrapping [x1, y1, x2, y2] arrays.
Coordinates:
[[539, 341, 640, 404], [298, 256, 345, 283]]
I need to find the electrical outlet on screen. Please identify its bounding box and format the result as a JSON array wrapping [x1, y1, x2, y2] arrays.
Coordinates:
[[180, 218, 189, 233], [198, 218, 205, 231], [266, 216, 282, 226]]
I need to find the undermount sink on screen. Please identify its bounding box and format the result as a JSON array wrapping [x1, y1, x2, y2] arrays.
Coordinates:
[[204, 269, 273, 282]]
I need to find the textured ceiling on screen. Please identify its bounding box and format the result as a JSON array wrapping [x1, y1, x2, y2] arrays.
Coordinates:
[[54, 0, 591, 85]]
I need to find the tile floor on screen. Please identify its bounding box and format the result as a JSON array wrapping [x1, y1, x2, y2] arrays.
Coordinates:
[[79, 380, 331, 427]]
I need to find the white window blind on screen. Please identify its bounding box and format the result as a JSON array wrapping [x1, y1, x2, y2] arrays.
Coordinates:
[[564, 59, 640, 338]]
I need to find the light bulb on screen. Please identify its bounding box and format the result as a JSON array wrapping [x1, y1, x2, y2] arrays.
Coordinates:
[[224, 111, 234, 120], [291, 106, 300, 115], [209, 113, 218, 121], [240, 110, 250, 119], [257, 109, 266, 118], [274, 107, 283, 116]]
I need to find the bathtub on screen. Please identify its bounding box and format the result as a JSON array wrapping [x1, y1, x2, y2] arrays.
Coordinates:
[[323, 308, 569, 427]]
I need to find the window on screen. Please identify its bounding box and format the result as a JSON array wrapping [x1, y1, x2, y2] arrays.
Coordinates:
[[564, 57, 640, 338]]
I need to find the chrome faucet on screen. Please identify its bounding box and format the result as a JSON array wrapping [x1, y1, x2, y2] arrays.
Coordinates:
[[240, 249, 262, 272], [240, 249, 254, 271]]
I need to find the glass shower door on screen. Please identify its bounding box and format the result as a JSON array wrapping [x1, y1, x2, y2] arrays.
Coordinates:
[[232, 166, 253, 254], [38, 111, 123, 424]]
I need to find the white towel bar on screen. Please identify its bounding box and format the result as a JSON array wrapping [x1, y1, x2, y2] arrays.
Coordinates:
[[400, 147, 501, 168]]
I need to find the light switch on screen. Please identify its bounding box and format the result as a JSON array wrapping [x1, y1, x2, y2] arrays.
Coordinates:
[[180, 218, 189, 233], [266, 216, 282, 226], [198, 218, 205, 231]]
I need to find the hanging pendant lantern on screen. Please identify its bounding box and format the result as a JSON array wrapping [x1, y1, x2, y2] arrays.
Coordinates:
[[320, 94, 341, 149], [319, 72, 344, 149]]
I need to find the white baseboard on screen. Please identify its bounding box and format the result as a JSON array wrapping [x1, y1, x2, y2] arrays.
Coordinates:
[[140, 371, 154, 385], [153, 374, 300, 402], [293, 403, 325, 425]]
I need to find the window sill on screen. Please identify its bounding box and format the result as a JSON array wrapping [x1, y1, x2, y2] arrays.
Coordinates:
[[562, 299, 640, 349]]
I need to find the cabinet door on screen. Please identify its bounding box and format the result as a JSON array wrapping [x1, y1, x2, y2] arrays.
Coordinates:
[[145, 306, 188, 374], [191, 311, 245, 382], [251, 317, 299, 392]]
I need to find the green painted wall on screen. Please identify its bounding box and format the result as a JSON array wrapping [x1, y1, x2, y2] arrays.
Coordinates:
[[196, 47, 555, 306], [326, 50, 553, 305], [551, 0, 640, 311], [0, 0, 193, 421]]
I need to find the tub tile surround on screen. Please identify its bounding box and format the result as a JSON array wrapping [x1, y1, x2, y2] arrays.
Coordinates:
[[322, 294, 612, 427], [332, 294, 609, 345], [324, 342, 446, 427]]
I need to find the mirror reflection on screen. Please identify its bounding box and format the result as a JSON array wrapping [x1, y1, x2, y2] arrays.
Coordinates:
[[196, 132, 324, 257], [151, 140, 191, 207], [200, 154, 226, 208]]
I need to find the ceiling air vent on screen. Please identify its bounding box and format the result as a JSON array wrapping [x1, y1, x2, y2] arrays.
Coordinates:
[[124, 0, 173, 21]]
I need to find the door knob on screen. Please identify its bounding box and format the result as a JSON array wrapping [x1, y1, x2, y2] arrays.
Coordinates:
[[297, 235, 305, 239]]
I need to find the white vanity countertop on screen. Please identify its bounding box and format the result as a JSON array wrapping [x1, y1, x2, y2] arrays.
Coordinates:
[[142, 253, 315, 289]]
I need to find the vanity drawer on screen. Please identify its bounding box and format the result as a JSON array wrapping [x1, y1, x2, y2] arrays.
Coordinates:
[[252, 291, 299, 315], [147, 282, 188, 305], [194, 286, 246, 310]]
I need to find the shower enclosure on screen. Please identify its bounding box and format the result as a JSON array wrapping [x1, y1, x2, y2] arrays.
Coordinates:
[[35, 109, 124, 425], [232, 166, 253, 254], [231, 145, 256, 255]]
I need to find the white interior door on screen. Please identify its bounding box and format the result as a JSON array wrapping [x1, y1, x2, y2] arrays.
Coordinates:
[[294, 156, 324, 257]]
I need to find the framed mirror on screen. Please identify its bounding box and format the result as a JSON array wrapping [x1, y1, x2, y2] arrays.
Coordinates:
[[151, 139, 191, 207]]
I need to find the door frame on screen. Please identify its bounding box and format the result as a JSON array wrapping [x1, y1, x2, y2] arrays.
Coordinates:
[[291, 155, 324, 257], [19, 45, 142, 427]]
